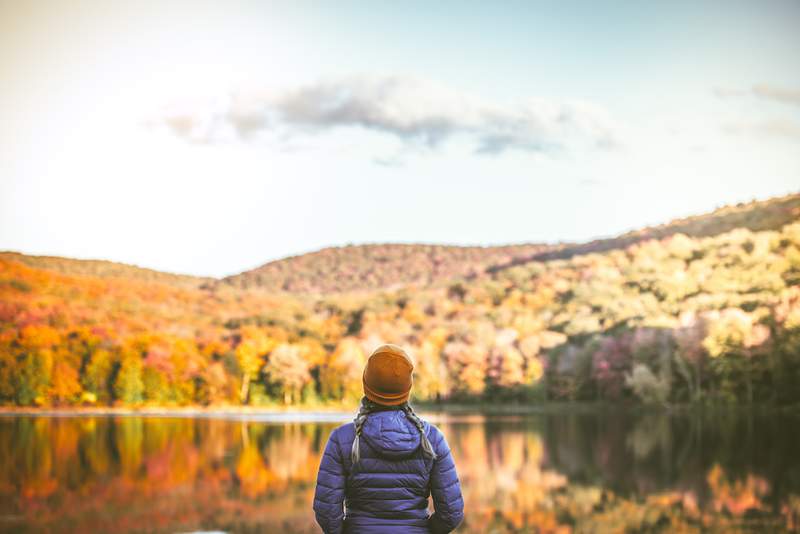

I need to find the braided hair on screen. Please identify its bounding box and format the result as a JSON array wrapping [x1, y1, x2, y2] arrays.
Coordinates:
[[350, 397, 373, 464], [401, 403, 437, 461], [351, 396, 437, 464]]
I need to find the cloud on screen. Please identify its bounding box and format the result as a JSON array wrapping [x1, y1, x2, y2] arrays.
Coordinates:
[[722, 119, 800, 140], [714, 84, 800, 141], [713, 84, 800, 106], [154, 75, 621, 155], [752, 84, 800, 106]]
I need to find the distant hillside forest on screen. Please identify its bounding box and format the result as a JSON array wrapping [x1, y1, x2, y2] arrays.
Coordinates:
[[1, 194, 799, 408]]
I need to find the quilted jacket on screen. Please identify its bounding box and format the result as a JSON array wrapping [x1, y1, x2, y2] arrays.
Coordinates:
[[313, 407, 464, 533]]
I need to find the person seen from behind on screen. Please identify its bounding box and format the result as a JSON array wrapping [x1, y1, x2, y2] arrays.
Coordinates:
[[313, 344, 465, 533]]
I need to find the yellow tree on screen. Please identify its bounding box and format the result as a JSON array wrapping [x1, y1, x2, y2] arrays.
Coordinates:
[[703, 308, 771, 403], [169, 337, 202, 404], [263, 343, 311, 405], [83, 348, 113, 404], [519, 335, 545, 385], [16, 325, 59, 405], [488, 328, 525, 390], [320, 337, 366, 401], [413, 333, 449, 402], [490, 345, 526, 389], [0, 333, 16, 402], [235, 326, 276, 404], [443, 341, 488, 397]]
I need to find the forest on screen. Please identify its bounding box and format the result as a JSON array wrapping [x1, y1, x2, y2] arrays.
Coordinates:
[[1, 194, 799, 408]]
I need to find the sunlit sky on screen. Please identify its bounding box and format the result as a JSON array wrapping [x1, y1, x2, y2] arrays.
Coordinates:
[[1, 1, 799, 277]]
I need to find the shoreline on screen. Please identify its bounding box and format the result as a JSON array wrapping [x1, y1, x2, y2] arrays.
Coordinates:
[[2, 402, 798, 419]]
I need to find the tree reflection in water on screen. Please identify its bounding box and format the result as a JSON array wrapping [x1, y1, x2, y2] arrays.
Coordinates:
[[0, 412, 798, 533]]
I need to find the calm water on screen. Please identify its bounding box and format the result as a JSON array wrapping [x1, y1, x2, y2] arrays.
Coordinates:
[[1, 410, 799, 533]]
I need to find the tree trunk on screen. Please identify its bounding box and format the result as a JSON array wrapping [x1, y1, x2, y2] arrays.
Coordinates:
[[746, 357, 753, 404], [240, 373, 250, 404], [694, 360, 702, 402]]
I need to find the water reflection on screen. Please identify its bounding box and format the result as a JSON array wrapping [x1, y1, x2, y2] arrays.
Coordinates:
[[0, 412, 798, 533]]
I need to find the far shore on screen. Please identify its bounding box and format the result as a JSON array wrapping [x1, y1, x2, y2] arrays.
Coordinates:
[[2, 402, 798, 420]]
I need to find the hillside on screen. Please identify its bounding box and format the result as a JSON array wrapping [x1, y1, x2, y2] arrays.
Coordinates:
[[0, 252, 209, 289], [220, 243, 553, 294], [0, 192, 799, 408], [225, 194, 800, 293], [491, 194, 800, 271], [7, 194, 798, 296]]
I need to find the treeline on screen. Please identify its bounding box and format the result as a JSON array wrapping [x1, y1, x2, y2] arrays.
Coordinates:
[[221, 242, 550, 293], [0, 251, 209, 289], [1, 204, 799, 407], [226, 193, 800, 293]]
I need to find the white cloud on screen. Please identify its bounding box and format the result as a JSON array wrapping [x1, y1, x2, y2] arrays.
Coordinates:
[[752, 84, 800, 106], [153, 75, 622, 155], [723, 119, 800, 140], [713, 84, 800, 106]]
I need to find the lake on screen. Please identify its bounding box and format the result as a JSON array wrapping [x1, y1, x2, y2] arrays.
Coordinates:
[[1, 410, 798, 533]]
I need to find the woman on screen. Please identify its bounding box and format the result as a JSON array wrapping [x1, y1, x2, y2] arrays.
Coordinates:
[[313, 344, 465, 534]]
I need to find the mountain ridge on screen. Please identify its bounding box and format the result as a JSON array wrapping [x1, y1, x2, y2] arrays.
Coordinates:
[[3, 192, 799, 294], [221, 192, 800, 293]]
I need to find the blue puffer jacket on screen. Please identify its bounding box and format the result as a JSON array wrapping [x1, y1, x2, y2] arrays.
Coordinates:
[[313, 408, 464, 533]]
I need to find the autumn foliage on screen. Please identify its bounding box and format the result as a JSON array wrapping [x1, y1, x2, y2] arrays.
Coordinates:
[[1, 194, 799, 407]]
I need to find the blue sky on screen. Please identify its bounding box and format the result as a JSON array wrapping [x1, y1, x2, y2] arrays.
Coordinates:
[[1, 0, 798, 277]]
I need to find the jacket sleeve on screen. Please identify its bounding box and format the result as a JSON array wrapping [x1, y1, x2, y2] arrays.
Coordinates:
[[428, 427, 465, 533], [313, 429, 347, 534]]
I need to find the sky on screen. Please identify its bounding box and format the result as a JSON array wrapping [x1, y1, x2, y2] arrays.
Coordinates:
[[1, 0, 798, 277]]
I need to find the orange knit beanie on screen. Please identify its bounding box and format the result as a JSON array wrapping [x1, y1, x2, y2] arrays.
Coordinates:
[[362, 344, 414, 406]]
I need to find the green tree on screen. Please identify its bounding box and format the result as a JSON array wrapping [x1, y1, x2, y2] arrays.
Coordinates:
[[16, 350, 53, 405], [114, 356, 144, 404]]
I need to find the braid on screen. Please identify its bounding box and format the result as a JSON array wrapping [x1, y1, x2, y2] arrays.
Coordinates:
[[351, 396, 375, 464], [402, 403, 437, 461], [351, 398, 436, 464]]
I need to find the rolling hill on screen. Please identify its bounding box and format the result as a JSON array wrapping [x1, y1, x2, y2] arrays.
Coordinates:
[[0, 251, 210, 289], [1, 191, 798, 408], [219, 243, 553, 293], [5, 193, 799, 296], [223, 193, 800, 293]]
